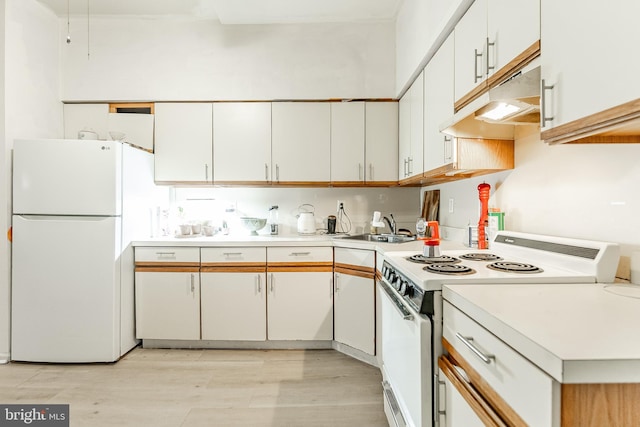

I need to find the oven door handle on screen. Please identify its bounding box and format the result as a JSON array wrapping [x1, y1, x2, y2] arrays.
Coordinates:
[[379, 279, 414, 321]]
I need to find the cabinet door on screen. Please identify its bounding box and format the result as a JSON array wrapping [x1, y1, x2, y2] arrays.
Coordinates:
[[398, 93, 411, 180], [439, 368, 487, 427], [365, 102, 398, 183], [424, 34, 454, 172], [267, 272, 333, 340], [487, 0, 539, 76], [201, 272, 266, 341], [409, 71, 424, 176], [63, 103, 109, 140], [330, 102, 365, 183], [154, 103, 213, 183], [334, 272, 375, 355], [540, 0, 640, 131], [272, 102, 331, 183], [213, 102, 271, 183], [454, 0, 488, 101], [135, 271, 200, 340]]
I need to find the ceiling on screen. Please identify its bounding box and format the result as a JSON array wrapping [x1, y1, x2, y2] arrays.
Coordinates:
[[36, 0, 403, 24]]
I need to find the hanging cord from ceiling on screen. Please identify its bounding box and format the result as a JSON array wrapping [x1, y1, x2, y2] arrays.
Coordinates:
[[336, 204, 352, 234], [87, 0, 90, 59], [66, 0, 70, 44]]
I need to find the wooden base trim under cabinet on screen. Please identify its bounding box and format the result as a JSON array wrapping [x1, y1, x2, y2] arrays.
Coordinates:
[[398, 174, 424, 187], [267, 264, 333, 273], [455, 81, 489, 113], [561, 383, 640, 427], [541, 98, 640, 144], [439, 356, 507, 427], [443, 338, 527, 427]]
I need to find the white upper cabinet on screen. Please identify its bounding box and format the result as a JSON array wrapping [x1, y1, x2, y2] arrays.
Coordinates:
[[330, 102, 365, 183], [424, 34, 455, 172], [398, 72, 424, 180], [487, 0, 540, 76], [365, 102, 398, 183], [213, 102, 271, 183], [455, 0, 540, 106], [272, 102, 331, 183], [540, 0, 640, 142], [454, 0, 488, 102], [154, 103, 213, 183]]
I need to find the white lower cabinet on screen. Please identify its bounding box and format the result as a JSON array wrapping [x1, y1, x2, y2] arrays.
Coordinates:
[[135, 270, 201, 340], [334, 272, 375, 355], [201, 272, 266, 341], [438, 367, 486, 427], [267, 271, 333, 341]]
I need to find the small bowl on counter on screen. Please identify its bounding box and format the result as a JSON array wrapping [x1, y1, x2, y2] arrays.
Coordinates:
[[240, 217, 267, 236]]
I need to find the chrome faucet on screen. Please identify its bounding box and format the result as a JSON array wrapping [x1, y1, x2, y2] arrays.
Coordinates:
[[383, 214, 397, 235]]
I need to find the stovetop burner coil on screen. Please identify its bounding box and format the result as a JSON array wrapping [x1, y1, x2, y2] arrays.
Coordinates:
[[423, 263, 476, 275], [487, 261, 543, 274], [407, 254, 460, 264], [459, 253, 503, 262]]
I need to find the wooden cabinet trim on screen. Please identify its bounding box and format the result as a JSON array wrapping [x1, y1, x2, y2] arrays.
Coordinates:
[[439, 355, 507, 427], [541, 97, 640, 144], [135, 266, 199, 273], [443, 338, 528, 426], [201, 265, 266, 273], [561, 383, 640, 426], [135, 262, 199, 268], [334, 264, 375, 279], [267, 265, 333, 273], [486, 40, 541, 89]]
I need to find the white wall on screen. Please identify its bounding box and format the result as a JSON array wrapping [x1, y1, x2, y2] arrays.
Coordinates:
[[422, 126, 640, 258], [171, 187, 421, 237], [60, 16, 395, 101], [395, 0, 471, 95], [0, 0, 62, 362]]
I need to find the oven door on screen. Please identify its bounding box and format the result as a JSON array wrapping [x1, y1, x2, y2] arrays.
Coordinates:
[[378, 278, 435, 427]]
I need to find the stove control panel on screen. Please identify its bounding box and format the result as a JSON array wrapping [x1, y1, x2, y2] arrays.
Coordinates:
[[381, 261, 433, 316]]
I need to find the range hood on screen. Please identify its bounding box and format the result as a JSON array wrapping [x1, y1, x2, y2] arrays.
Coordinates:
[[440, 66, 541, 140]]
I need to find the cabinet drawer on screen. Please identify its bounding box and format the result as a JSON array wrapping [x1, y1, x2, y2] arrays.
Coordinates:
[[334, 247, 374, 269], [267, 247, 333, 264], [201, 247, 266, 265], [443, 301, 554, 426], [135, 247, 200, 264]]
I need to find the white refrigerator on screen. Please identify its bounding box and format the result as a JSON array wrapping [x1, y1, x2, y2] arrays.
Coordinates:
[[11, 138, 165, 362]]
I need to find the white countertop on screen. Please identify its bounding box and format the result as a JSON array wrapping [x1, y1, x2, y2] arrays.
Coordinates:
[[132, 233, 442, 254], [443, 283, 640, 384]]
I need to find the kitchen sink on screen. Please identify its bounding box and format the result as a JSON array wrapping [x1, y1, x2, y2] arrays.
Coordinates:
[[337, 233, 416, 244]]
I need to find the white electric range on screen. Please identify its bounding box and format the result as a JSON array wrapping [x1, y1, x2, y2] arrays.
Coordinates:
[[378, 231, 619, 427]]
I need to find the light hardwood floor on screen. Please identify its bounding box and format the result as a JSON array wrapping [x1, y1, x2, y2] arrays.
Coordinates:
[[0, 348, 387, 427]]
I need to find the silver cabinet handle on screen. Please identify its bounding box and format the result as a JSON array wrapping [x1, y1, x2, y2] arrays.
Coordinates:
[[541, 78, 555, 126], [437, 377, 446, 418], [275, 164, 280, 182], [205, 164, 209, 181], [369, 163, 373, 181], [455, 333, 495, 364], [190, 273, 195, 294], [358, 163, 363, 180], [264, 163, 269, 181], [223, 252, 243, 257], [408, 156, 413, 175], [334, 273, 339, 293], [474, 48, 483, 83], [256, 274, 262, 293], [403, 158, 408, 177], [155, 251, 176, 259], [444, 135, 453, 162], [486, 37, 495, 75], [289, 252, 311, 256], [269, 273, 274, 293]]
